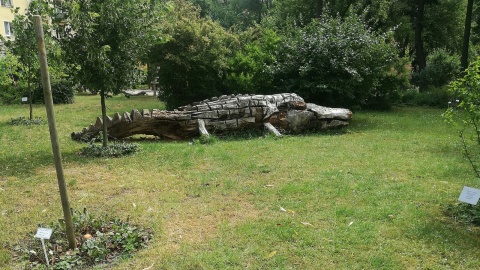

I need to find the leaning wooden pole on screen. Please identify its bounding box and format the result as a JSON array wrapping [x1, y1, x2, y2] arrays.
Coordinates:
[[33, 15, 76, 250]]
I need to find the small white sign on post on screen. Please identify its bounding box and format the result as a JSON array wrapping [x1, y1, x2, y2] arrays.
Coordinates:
[[34, 227, 53, 266], [21, 97, 28, 102], [458, 186, 480, 205]]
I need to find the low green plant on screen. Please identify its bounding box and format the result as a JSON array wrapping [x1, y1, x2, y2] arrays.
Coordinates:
[[79, 142, 139, 158], [445, 203, 480, 225], [8, 116, 44, 126], [13, 209, 153, 269], [191, 134, 218, 145], [401, 86, 452, 108]]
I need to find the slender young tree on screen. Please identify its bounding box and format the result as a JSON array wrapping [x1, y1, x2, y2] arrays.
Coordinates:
[[60, 0, 150, 146]]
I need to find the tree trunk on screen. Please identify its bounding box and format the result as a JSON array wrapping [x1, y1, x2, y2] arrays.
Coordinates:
[[100, 90, 108, 147], [399, 35, 410, 58], [28, 84, 33, 120], [315, 0, 324, 18], [256, 0, 262, 24], [414, 0, 426, 71], [28, 64, 33, 120], [461, 0, 474, 70]]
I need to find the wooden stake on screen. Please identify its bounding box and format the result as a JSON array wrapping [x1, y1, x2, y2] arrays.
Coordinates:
[[33, 15, 76, 250]]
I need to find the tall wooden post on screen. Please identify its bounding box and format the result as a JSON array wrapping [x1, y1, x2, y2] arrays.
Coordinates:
[[33, 15, 76, 250]]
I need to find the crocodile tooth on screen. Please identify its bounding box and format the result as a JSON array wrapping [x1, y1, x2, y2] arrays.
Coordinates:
[[112, 112, 121, 124], [106, 116, 112, 126], [122, 112, 131, 122], [142, 109, 151, 118], [94, 117, 103, 128], [131, 109, 142, 121]]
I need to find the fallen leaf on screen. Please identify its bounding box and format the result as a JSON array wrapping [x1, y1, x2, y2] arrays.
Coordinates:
[[265, 184, 274, 188], [266, 251, 277, 259], [348, 221, 353, 226], [133, 203, 137, 208], [301, 222, 314, 227], [280, 207, 286, 212], [142, 263, 155, 270]]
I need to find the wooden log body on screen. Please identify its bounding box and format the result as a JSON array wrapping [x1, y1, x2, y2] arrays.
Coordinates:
[[71, 93, 352, 141]]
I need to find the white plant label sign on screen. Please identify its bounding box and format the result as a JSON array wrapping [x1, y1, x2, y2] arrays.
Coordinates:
[[34, 227, 52, 240], [458, 186, 480, 205], [22, 97, 28, 102]]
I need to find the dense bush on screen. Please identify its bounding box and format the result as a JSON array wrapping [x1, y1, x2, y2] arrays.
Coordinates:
[[149, 0, 238, 109], [401, 86, 452, 108], [0, 51, 23, 105], [0, 85, 23, 105], [226, 27, 279, 94], [412, 48, 461, 91], [268, 13, 408, 109], [33, 80, 75, 104]]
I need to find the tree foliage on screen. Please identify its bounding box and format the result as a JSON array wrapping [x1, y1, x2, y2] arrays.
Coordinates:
[[61, 0, 149, 95], [148, 0, 238, 109], [60, 0, 151, 146], [268, 13, 407, 109], [226, 26, 279, 94]]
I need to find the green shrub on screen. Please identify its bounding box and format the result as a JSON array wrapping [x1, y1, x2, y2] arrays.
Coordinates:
[[401, 86, 452, 108], [33, 80, 75, 104], [269, 13, 407, 109], [412, 48, 461, 91], [79, 142, 139, 158], [0, 84, 24, 105], [191, 134, 217, 145]]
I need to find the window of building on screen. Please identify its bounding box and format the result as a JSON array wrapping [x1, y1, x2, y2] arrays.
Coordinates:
[[1, 0, 12, 7], [4, 21, 13, 37]]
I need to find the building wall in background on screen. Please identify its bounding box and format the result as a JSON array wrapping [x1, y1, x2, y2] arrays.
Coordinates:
[[0, 0, 31, 40]]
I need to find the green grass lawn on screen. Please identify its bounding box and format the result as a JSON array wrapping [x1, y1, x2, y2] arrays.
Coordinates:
[[1, 95, 480, 269]]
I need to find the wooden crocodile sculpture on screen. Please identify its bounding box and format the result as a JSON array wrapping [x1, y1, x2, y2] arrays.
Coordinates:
[[71, 93, 352, 141]]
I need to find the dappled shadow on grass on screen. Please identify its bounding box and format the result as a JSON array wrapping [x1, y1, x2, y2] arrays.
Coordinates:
[[407, 211, 480, 261], [0, 150, 91, 178]]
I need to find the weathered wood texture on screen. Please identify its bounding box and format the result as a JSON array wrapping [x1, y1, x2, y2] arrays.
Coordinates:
[[71, 93, 352, 141]]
